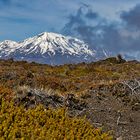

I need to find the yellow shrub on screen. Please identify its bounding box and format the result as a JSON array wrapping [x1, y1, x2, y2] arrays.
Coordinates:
[[0, 99, 113, 140], [0, 85, 14, 101]]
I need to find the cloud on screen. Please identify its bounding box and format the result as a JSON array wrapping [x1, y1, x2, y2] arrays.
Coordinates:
[[62, 5, 100, 38], [62, 6, 86, 36], [62, 3, 140, 59], [85, 10, 98, 19], [120, 4, 140, 29]]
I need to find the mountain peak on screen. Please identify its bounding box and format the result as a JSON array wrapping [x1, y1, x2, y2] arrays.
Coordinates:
[[0, 32, 95, 64], [37, 32, 64, 39]]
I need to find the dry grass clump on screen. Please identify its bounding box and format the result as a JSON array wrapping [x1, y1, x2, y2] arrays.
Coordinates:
[[13, 86, 88, 111]]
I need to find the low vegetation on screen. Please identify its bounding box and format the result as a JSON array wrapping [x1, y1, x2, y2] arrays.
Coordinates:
[[0, 57, 140, 139], [0, 99, 112, 140]]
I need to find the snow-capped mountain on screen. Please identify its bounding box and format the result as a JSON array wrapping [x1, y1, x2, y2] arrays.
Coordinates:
[[0, 32, 96, 65], [0, 40, 19, 57]]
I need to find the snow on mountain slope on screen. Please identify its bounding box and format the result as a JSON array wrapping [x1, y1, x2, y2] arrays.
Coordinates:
[[18, 32, 94, 56], [0, 40, 19, 57], [0, 32, 95, 64]]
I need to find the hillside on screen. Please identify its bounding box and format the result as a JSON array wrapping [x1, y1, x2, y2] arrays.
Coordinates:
[[0, 57, 140, 139]]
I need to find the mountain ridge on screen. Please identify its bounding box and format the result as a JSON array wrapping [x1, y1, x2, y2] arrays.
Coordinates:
[[0, 32, 96, 65]]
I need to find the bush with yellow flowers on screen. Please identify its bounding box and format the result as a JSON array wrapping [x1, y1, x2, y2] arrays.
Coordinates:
[[0, 98, 113, 140]]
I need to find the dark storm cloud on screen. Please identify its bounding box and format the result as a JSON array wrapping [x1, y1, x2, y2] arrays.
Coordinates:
[[62, 6, 86, 35], [62, 4, 140, 59], [63, 5, 99, 46], [68, 8, 85, 26], [85, 10, 98, 19], [120, 4, 140, 29], [63, 5, 104, 49]]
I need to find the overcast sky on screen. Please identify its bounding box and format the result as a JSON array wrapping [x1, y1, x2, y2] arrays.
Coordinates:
[[0, 0, 140, 58]]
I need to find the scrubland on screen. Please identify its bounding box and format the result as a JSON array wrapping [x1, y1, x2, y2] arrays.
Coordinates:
[[0, 57, 140, 139]]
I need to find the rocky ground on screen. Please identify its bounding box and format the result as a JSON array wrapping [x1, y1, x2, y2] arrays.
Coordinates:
[[14, 79, 140, 140]]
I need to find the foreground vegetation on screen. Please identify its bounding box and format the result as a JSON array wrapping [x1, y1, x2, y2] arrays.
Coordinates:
[[0, 99, 112, 140], [0, 57, 140, 139]]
